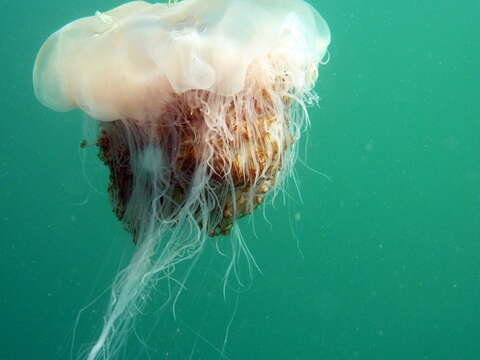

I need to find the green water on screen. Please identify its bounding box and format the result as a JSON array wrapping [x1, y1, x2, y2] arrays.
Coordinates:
[[1, 0, 479, 359]]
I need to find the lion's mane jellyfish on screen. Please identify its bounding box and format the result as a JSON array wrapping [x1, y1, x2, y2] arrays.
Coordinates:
[[33, 0, 330, 358]]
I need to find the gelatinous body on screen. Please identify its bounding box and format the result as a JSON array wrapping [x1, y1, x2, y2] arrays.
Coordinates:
[[33, 1, 330, 359]]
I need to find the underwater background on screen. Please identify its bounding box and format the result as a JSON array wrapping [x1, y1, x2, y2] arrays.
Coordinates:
[[1, 0, 479, 359]]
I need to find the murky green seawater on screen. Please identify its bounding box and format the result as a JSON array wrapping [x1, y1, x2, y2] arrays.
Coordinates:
[[1, 1, 479, 359]]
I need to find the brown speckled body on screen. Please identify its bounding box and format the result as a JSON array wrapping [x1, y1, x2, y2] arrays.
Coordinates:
[[96, 91, 293, 241]]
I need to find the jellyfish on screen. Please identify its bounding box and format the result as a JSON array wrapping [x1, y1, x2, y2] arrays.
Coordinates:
[[33, 0, 330, 359]]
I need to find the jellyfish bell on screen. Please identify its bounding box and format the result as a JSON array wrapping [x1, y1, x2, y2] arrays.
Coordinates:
[[34, 0, 330, 118], [33, 0, 330, 358]]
